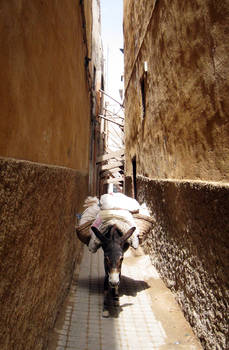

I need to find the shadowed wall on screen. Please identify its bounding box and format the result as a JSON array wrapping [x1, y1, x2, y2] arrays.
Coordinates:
[[0, 158, 88, 350], [0, 1, 95, 348], [125, 175, 228, 350]]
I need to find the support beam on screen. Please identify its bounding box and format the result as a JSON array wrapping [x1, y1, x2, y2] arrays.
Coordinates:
[[100, 161, 123, 171], [98, 115, 124, 127], [101, 168, 122, 178], [99, 89, 124, 108], [103, 107, 124, 120], [96, 149, 124, 164], [103, 176, 124, 184]]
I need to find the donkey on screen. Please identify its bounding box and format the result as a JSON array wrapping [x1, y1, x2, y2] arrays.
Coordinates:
[[91, 225, 136, 317]]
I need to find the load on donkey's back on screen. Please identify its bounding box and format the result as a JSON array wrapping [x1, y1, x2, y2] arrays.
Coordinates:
[[76, 192, 154, 251]]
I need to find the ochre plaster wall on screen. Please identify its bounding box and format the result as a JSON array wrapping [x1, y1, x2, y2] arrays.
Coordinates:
[[124, 0, 229, 182], [123, 0, 157, 86], [0, 0, 91, 172], [84, 0, 92, 64], [124, 1, 229, 349], [0, 157, 87, 350], [0, 2, 98, 348]]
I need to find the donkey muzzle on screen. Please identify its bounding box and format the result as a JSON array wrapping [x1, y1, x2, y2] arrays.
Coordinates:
[[108, 270, 120, 287]]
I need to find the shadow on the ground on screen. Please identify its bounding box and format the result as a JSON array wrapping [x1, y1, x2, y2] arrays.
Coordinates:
[[77, 276, 104, 294], [77, 274, 149, 296], [106, 275, 150, 318], [120, 275, 150, 297], [77, 273, 150, 318]]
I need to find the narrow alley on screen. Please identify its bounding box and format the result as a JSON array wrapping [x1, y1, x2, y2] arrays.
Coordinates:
[[48, 246, 202, 350], [0, 1, 228, 350]]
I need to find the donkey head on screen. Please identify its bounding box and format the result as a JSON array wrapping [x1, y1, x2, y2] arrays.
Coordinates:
[[91, 225, 136, 287]]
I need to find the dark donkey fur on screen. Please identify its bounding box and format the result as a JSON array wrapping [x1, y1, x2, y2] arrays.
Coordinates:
[[91, 224, 136, 317]]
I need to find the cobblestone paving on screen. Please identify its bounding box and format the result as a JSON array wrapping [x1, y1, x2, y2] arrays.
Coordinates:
[[50, 247, 202, 350]]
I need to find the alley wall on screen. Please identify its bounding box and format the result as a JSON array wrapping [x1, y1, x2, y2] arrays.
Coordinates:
[[124, 1, 229, 349], [0, 158, 87, 350], [126, 175, 228, 350], [0, 0, 91, 171], [124, 0, 229, 182], [0, 0, 101, 349]]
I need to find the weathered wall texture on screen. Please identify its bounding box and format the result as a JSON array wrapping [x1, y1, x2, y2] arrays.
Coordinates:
[[123, 0, 157, 88], [125, 175, 229, 350], [124, 0, 229, 182], [0, 0, 91, 171], [0, 157, 87, 350], [0, 1, 102, 349], [84, 0, 93, 63], [124, 1, 229, 349]]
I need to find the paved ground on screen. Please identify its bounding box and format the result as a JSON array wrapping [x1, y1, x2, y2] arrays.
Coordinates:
[[48, 246, 203, 350]]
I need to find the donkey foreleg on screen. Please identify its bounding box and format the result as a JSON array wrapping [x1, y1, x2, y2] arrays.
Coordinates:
[[102, 275, 110, 318], [112, 286, 120, 306]]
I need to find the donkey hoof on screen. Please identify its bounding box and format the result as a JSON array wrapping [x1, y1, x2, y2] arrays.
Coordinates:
[[102, 310, 110, 318]]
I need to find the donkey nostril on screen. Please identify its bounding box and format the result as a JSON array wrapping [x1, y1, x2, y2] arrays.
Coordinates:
[[109, 270, 120, 287], [109, 280, 119, 287], [109, 276, 120, 287]]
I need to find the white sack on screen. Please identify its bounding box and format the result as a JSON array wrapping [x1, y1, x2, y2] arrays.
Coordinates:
[[79, 196, 100, 225], [100, 193, 140, 212]]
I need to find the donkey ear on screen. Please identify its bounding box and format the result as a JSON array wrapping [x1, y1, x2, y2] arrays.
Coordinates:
[[91, 226, 107, 244], [121, 227, 136, 244]]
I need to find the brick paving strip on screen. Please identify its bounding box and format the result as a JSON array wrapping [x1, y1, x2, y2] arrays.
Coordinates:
[[48, 247, 203, 350]]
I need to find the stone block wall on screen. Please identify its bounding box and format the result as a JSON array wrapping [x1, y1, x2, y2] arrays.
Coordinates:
[[0, 157, 88, 350], [125, 175, 228, 350]]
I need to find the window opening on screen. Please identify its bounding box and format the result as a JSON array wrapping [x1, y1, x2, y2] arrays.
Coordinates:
[[140, 74, 147, 119]]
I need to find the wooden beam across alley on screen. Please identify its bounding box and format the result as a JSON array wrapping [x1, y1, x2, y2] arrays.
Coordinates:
[[100, 167, 123, 178], [103, 176, 124, 184], [100, 161, 123, 171], [96, 149, 124, 164]]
